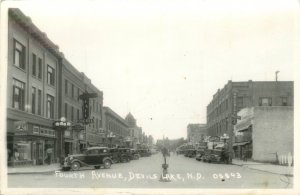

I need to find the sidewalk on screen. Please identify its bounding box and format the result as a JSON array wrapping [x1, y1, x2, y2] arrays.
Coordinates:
[[8, 163, 61, 175], [232, 159, 293, 177]]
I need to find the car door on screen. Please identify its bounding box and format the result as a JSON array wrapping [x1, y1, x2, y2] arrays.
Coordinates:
[[98, 148, 109, 164], [86, 149, 99, 165]]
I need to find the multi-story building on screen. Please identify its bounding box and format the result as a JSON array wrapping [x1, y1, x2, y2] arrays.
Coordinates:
[[103, 107, 130, 147], [125, 113, 143, 149], [61, 58, 104, 155], [7, 8, 64, 166], [206, 80, 294, 155], [187, 124, 207, 144], [6, 8, 105, 166]]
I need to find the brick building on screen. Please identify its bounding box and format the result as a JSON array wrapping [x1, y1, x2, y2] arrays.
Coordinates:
[[206, 80, 294, 155], [125, 113, 143, 149], [103, 107, 130, 147], [6, 8, 105, 166], [187, 124, 207, 145], [7, 8, 64, 166]]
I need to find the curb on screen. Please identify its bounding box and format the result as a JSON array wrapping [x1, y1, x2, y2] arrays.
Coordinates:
[[8, 168, 62, 175], [232, 163, 293, 177]]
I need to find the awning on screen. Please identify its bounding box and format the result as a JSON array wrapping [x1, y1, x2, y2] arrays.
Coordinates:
[[233, 141, 250, 146], [235, 118, 252, 132]]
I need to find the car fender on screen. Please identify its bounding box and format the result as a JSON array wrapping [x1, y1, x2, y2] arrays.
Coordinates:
[[102, 157, 113, 164], [70, 159, 88, 166]]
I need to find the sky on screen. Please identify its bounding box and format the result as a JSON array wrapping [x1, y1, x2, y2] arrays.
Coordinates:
[[2, 0, 299, 140]]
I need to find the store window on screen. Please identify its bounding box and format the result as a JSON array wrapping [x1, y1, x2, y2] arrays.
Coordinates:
[[13, 141, 32, 162], [12, 79, 25, 111], [259, 97, 272, 106], [13, 39, 26, 70], [46, 94, 54, 119]]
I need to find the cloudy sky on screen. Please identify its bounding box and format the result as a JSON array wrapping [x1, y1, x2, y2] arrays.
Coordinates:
[[3, 0, 299, 140]]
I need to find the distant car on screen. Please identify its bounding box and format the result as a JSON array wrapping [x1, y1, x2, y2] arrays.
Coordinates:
[[137, 149, 151, 157], [130, 149, 140, 160], [195, 149, 205, 161], [109, 148, 131, 163], [62, 147, 113, 171], [187, 149, 196, 158]]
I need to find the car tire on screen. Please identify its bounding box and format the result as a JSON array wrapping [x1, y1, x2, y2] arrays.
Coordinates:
[[103, 160, 111, 169], [94, 166, 100, 169], [71, 161, 80, 171]]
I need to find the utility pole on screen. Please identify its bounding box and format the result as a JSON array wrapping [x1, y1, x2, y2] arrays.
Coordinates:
[[275, 71, 280, 82]]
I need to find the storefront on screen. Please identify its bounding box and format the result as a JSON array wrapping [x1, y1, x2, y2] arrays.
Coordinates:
[[7, 120, 57, 166]]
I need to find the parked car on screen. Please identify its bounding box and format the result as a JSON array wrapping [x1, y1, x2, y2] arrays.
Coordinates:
[[187, 149, 197, 158], [62, 147, 113, 171], [137, 149, 151, 157], [130, 149, 140, 160], [195, 148, 205, 161], [109, 148, 131, 163]]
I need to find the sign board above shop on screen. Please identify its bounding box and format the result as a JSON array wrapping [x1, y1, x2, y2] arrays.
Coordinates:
[[14, 121, 27, 131]]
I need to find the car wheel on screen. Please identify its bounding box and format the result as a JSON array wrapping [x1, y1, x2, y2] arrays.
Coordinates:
[[71, 162, 80, 171], [103, 160, 111, 169], [94, 166, 100, 169]]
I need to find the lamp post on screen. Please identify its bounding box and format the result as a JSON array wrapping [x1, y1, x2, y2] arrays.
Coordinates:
[[53, 117, 71, 165], [107, 131, 116, 148], [221, 133, 230, 164]]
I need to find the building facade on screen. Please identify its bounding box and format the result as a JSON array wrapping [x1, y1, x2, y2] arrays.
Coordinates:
[[187, 124, 207, 145], [125, 113, 143, 149], [234, 107, 293, 163], [7, 8, 64, 166], [103, 107, 130, 147], [6, 8, 105, 166], [206, 80, 294, 155]]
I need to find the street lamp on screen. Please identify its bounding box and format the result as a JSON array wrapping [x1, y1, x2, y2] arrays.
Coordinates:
[[107, 131, 116, 148], [220, 133, 230, 163], [53, 117, 71, 165]]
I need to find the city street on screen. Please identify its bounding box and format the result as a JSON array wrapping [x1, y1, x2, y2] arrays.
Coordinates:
[[8, 153, 293, 188]]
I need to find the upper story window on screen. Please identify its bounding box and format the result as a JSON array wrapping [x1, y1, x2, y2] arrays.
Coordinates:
[[12, 79, 25, 111], [38, 58, 42, 79], [32, 53, 36, 76], [31, 87, 36, 114], [65, 103, 68, 119], [71, 84, 75, 99], [47, 65, 55, 86], [65, 80, 68, 95], [259, 97, 272, 106], [281, 97, 288, 106], [46, 94, 54, 119], [13, 39, 26, 70], [37, 89, 42, 115]]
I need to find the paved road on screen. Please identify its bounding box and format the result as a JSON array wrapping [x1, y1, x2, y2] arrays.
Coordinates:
[[8, 153, 293, 188]]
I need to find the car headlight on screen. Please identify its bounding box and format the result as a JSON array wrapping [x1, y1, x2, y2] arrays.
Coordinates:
[[70, 156, 73, 160]]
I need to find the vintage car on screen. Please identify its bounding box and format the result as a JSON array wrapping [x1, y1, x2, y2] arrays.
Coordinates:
[[62, 147, 113, 171], [201, 149, 228, 163], [137, 149, 151, 157], [130, 149, 140, 160], [187, 149, 197, 158], [109, 148, 131, 163], [195, 148, 205, 161]]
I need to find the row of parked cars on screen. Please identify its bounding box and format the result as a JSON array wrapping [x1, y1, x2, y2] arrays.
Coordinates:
[[182, 148, 230, 164], [62, 147, 152, 171]]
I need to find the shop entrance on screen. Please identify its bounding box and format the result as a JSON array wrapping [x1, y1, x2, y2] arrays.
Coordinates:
[[64, 142, 72, 156], [36, 142, 44, 165]]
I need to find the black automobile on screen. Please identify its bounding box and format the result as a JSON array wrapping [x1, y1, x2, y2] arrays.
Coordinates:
[[62, 147, 113, 171], [187, 149, 197, 158], [137, 149, 151, 157], [130, 149, 140, 160], [109, 148, 131, 163]]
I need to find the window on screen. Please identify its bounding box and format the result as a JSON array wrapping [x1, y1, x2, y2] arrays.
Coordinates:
[[37, 89, 42, 115], [32, 53, 36, 76], [237, 97, 244, 111], [77, 88, 80, 101], [46, 94, 54, 119], [31, 87, 36, 114], [71, 106, 74, 121], [281, 97, 288, 106], [77, 109, 80, 120], [71, 84, 74, 99], [38, 58, 42, 79], [65, 80, 68, 95], [13, 39, 26, 70], [12, 79, 25, 110], [259, 97, 272, 106], [65, 103, 68, 119], [47, 65, 55, 86]]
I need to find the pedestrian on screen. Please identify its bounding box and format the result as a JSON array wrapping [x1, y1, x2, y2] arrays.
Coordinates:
[[46, 147, 53, 165], [14, 148, 19, 161]]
